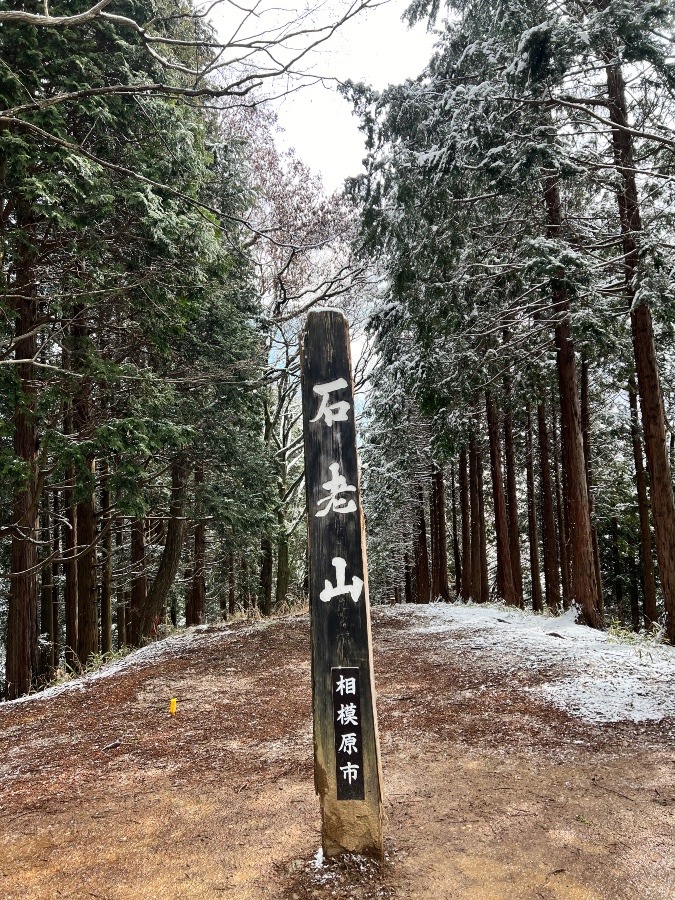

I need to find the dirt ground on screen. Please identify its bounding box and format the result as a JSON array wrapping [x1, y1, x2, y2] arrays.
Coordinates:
[[1, 609, 674, 900]]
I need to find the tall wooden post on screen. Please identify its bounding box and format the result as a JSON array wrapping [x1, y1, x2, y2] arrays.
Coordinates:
[[300, 310, 384, 859]]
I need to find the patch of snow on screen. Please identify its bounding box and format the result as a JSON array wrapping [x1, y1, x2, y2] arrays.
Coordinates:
[[6, 625, 231, 707], [312, 847, 325, 869], [381, 602, 675, 724]]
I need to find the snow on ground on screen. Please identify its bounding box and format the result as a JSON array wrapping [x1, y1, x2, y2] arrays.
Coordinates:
[[382, 601, 675, 724], [6, 625, 229, 707]]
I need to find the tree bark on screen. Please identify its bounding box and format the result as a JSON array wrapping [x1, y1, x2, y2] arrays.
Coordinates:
[[6, 208, 40, 699], [430, 467, 450, 601], [51, 488, 61, 669], [628, 377, 658, 626], [469, 438, 482, 602], [260, 534, 273, 616], [486, 392, 517, 606], [503, 402, 524, 608], [228, 548, 236, 617], [100, 463, 113, 656], [526, 408, 544, 613], [404, 551, 412, 604], [130, 519, 146, 644], [412, 482, 431, 603], [459, 447, 472, 601], [538, 401, 561, 614], [115, 523, 126, 649], [275, 535, 290, 609], [450, 466, 462, 597], [476, 441, 489, 604], [139, 456, 189, 638], [543, 173, 602, 628], [39, 493, 54, 680], [581, 357, 604, 618], [550, 391, 571, 609], [605, 60, 675, 641]]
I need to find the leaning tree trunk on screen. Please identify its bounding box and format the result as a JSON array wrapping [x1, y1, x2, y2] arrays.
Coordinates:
[[525, 408, 544, 613], [486, 392, 517, 607], [138, 455, 189, 639], [6, 214, 40, 700], [605, 60, 675, 642], [628, 377, 658, 626], [543, 174, 602, 628]]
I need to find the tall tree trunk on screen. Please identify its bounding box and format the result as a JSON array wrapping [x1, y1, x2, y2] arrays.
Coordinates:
[[116, 523, 127, 649], [469, 438, 482, 602], [6, 211, 40, 699], [605, 60, 675, 642], [413, 483, 431, 604], [39, 492, 54, 680], [550, 391, 571, 609], [450, 466, 462, 597], [130, 519, 146, 644], [486, 392, 517, 606], [459, 447, 472, 601], [241, 555, 250, 611], [275, 535, 290, 610], [629, 554, 641, 634], [503, 402, 524, 608], [72, 310, 98, 666], [628, 377, 658, 626], [404, 551, 412, 604], [543, 174, 602, 628], [476, 443, 489, 604], [430, 467, 450, 601], [260, 534, 273, 616], [538, 401, 561, 614], [526, 408, 544, 613], [64, 464, 79, 672], [612, 516, 623, 623], [100, 463, 113, 656], [139, 456, 189, 638], [52, 488, 61, 669], [228, 548, 236, 617], [581, 357, 604, 617]]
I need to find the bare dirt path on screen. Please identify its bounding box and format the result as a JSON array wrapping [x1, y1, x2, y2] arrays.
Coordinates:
[[1, 608, 674, 900]]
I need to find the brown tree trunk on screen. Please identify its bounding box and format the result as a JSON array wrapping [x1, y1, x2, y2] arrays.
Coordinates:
[[581, 357, 605, 617], [404, 552, 412, 604], [538, 401, 561, 614], [39, 493, 54, 681], [543, 174, 602, 628], [459, 447, 472, 601], [241, 555, 250, 611], [476, 442, 490, 604], [469, 438, 482, 602], [275, 536, 290, 609], [450, 466, 462, 596], [413, 483, 431, 603], [130, 519, 146, 644], [228, 549, 236, 617], [115, 523, 127, 649], [525, 408, 544, 613], [6, 215, 40, 699], [140, 456, 189, 637], [63, 464, 79, 672], [605, 60, 675, 641], [100, 464, 113, 656], [430, 467, 450, 601], [486, 392, 517, 606], [52, 489, 61, 669], [612, 516, 623, 623], [550, 391, 571, 609], [260, 534, 273, 616], [503, 403, 524, 608], [628, 377, 658, 626]]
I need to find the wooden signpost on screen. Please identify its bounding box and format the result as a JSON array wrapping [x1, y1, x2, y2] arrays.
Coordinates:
[[300, 309, 384, 859]]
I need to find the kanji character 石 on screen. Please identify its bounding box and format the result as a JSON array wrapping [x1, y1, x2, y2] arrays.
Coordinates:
[[310, 379, 350, 426]]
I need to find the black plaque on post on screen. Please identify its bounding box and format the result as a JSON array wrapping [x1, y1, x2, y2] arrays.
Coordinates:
[[300, 309, 384, 859]]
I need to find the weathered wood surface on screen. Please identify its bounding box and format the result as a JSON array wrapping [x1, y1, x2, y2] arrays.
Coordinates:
[[300, 309, 384, 859]]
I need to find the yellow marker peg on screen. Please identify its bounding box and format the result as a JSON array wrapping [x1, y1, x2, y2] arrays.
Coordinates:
[[169, 697, 177, 716]]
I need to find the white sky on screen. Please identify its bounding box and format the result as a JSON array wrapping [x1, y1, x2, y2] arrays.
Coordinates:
[[270, 0, 438, 192]]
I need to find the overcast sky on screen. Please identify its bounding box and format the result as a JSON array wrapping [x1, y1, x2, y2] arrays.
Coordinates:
[[271, 0, 438, 192]]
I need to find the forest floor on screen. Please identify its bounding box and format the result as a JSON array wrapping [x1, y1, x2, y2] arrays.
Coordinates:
[[1, 603, 674, 900]]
